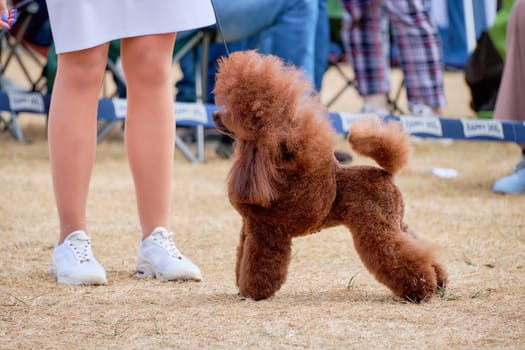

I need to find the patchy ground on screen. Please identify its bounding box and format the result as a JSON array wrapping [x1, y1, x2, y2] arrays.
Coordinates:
[[1, 66, 524, 349]]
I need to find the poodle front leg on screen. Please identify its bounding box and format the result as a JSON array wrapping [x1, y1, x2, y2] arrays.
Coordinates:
[[235, 223, 247, 287], [237, 230, 292, 300]]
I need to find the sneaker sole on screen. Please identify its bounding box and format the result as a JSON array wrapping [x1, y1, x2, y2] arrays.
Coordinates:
[[136, 261, 202, 281], [51, 265, 108, 285]]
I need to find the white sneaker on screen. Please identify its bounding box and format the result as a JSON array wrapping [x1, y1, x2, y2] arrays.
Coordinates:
[[51, 230, 107, 285], [493, 158, 525, 194], [410, 103, 437, 117], [360, 103, 390, 117], [409, 104, 453, 144], [136, 227, 202, 281]]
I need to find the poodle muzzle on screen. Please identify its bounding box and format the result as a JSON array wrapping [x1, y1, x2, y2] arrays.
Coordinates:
[[213, 111, 235, 138]]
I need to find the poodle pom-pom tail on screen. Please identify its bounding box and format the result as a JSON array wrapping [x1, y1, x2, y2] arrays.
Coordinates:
[[349, 116, 411, 175]]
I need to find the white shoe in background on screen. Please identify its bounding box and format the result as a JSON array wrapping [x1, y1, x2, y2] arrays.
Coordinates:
[[409, 103, 437, 118], [360, 103, 390, 117], [493, 158, 525, 194], [409, 103, 453, 145]]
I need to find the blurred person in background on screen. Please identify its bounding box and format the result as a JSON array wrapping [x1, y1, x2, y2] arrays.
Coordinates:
[[341, 0, 445, 117], [492, 0, 525, 194], [177, 0, 353, 162]]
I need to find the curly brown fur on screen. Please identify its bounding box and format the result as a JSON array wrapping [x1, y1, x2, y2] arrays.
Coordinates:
[[214, 51, 447, 302]]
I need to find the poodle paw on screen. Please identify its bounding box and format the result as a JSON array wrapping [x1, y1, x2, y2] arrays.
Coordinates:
[[239, 288, 275, 301], [395, 265, 440, 303], [433, 262, 449, 290], [401, 262, 448, 303], [401, 281, 436, 303]]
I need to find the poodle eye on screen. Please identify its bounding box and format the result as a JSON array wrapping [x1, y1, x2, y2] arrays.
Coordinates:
[[279, 142, 294, 161]]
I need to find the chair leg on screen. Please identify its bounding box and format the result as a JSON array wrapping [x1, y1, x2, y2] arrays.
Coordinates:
[[172, 30, 213, 163], [195, 125, 205, 163], [388, 80, 406, 115], [174, 135, 199, 163], [96, 120, 118, 143], [326, 62, 357, 108], [0, 111, 25, 142]]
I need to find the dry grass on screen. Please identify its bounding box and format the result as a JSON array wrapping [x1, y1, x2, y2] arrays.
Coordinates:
[[1, 62, 524, 349]]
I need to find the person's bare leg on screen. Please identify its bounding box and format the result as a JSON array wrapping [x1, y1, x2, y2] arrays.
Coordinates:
[[122, 34, 202, 280], [120, 34, 176, 238], [48, 44, 109, 243]]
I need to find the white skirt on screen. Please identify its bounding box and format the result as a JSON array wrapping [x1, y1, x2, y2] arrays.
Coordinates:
[[46, 0, 216, 53]]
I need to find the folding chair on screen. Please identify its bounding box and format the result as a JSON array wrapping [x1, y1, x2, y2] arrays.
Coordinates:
[[324, 0, 405, 114], [0, 0, 50, 93], [0, 90, 49, 141], [324, 0, 357, 108], [97, 98, 216, 163], [95, 28, 217, 163], [0, 0, 50, 140], [171, 28, 216, 162]]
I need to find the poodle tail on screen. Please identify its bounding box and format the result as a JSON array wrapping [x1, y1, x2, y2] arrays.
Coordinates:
[[349, 116, 411, 175]]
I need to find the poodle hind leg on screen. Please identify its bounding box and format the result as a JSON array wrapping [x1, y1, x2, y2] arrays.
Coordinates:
[[432, 261, 448, 290], [401, 222, 448, 290], [351, 222, 440, 303], [237, 228, 292, 300]]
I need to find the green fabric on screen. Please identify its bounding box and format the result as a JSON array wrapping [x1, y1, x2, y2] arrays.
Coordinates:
[[45, 42, 57, 93], [327, 0, 344, 19], [108, 40, 121, 61], [173, 33, 193, 55], [488, 0, 516, 60]]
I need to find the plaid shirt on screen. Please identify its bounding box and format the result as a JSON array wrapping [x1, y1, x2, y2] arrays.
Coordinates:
[[342, 0, 445, 108]]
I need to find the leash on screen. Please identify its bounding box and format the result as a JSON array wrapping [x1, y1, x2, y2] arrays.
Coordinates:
[[210, 0, 230, 57]]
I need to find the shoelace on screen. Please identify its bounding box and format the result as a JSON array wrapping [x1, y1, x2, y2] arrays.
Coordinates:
[[152, 230, 183, 260], [67, 234, 91, 263]]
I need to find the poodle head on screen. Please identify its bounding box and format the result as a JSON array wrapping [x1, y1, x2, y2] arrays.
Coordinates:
[[213, 51, 336, 208], [213, 50, 315, 142]]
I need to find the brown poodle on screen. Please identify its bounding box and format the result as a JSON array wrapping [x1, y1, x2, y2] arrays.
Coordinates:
[[213, 51, 448, 303]]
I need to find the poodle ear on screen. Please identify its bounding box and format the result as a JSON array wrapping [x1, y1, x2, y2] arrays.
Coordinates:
[[228, 142, 282, 208]]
